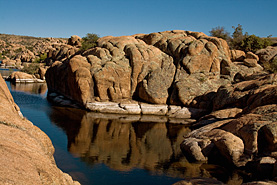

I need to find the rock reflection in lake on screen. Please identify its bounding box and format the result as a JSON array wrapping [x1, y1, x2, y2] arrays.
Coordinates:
[[10, 82, 47, 95], [49, 107, 240, 180]]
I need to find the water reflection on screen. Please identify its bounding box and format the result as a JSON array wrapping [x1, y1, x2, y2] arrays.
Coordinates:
[[49, 107, 231, 180], [10, 82, 47, 95]]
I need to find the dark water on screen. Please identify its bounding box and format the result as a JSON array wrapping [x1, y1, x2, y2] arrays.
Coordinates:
[[3, 78, 250, 185]]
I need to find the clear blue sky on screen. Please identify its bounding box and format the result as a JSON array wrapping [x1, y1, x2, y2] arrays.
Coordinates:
[[0, 0, 276, 38]]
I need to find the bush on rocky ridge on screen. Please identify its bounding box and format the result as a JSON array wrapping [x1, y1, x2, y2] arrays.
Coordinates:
[[80, 33, 99, 51], [210, 24, 272, 53]]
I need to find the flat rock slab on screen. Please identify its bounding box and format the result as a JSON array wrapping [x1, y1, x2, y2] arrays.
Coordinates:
[[140, 103, 168, 115], [87, 102, 141, 114], [14, 78, 45, 83]]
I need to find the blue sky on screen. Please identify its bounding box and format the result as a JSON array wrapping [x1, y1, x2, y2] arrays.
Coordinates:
[[0, 0, 276, 38]]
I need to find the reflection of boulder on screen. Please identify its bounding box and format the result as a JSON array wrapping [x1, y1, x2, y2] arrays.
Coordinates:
[[69, 113, 191, 173], [48, 108, 257, 183], [8, 71, 45, 83], [10, 82, 47, 95]]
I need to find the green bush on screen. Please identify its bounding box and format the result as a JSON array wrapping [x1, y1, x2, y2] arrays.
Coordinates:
[[80, 33, 99, 51], [241, 35, 273, 53], [15, 48, 23, 53], [210, 24, 273, 52], [22, 63, 41, 75], [34, 53, 47, 63]]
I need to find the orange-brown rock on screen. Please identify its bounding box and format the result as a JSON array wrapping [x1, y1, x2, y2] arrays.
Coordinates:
[[0, 74, 79, 184], [231, 49, 246, 61], [256, 46, 277, 63], [68, 35, 82, 47], [46, 30, 236, 109], [47, 34, 177, 105], [212, 73, 277, 111]]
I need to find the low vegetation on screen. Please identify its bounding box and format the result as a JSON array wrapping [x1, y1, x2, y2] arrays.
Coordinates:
[[21, 63, 42, 75], [209, 24, 273, 53], [34, 53, 47, 63], [80, 33, 99, 51]]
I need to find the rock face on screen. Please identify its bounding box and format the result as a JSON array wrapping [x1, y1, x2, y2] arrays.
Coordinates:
[[0, 74, 79, 184], [181, 73, 277, 180], [46, 30, 238, 110], [46, 30, 269, 114], [256, 46, 277, 63]]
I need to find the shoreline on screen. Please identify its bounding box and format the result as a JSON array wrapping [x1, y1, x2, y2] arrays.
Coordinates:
[[47, 92, 207, 120]]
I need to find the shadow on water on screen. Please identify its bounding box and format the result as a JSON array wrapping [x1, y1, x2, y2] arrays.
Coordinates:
[[3, 78, 253, 185]]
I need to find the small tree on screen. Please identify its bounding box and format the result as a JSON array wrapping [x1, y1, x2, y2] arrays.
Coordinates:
[[209, 26, 231, 41], [80, 33, 100, 51], [229, 24, 247, 50]]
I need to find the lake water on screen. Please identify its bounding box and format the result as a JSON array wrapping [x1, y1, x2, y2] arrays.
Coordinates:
[[2, 74, 252, 185]]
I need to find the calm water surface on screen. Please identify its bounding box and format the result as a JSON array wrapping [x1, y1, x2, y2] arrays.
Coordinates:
[[3, 77, 249, 185]]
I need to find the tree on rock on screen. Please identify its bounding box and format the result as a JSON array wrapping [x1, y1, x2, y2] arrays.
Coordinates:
[[81, 33, 100, 51], [209, 26, 231, 41], [210, 24, 273, 53]]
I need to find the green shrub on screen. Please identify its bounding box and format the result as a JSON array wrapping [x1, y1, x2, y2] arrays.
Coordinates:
[[34, 53, 47, 63], [210, 24, 273, 52], [15, 47, 23, 53], [80, 33, 99, 51], [22, 63, 41, 75], [241, 35, 273, 53]]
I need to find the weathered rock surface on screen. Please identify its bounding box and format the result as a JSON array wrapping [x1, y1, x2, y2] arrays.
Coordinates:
[[68, 35, 82, 47], [181, 74, 277, 180], [0, 74, 79, 184], [256, 46, 277, 63], [46, 30, 240, 112], [46, 30, 272, 115]]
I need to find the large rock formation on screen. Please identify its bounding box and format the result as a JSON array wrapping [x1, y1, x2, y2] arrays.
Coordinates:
[[46, 30, 243, 110], [0, 74, 79, 184]]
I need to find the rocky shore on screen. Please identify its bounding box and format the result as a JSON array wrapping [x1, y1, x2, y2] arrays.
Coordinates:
[[44, 30, 277, 183], [0, 74, 79, 184]]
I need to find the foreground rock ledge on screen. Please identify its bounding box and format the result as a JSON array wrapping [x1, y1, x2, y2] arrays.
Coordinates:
[[48, 92, 206, 119], [0, 74, 79, 184]]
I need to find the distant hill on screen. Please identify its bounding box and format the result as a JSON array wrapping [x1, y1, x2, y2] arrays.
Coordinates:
[[0, 33, 67, 62], [268, 37, 277, 46]]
